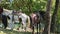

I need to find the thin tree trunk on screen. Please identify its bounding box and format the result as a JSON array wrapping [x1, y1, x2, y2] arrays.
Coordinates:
[[50, 0, 59, 33], [43, 0, 52, 34]]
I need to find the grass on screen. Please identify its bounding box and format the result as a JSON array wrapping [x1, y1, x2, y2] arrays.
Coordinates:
[[0, 28, 31, 34], [0, 23, 41, 34]]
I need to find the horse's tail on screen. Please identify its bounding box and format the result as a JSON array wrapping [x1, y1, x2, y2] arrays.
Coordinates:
[[27, 16, 30, 28]]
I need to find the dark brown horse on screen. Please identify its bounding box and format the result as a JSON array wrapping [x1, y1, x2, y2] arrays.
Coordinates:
[[30, 11, 45, 34], [30, 12, 40, 34]]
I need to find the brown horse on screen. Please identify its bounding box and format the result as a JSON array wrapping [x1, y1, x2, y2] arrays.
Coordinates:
[[29, 12, 40, 34], [29, 11, 45, 34]]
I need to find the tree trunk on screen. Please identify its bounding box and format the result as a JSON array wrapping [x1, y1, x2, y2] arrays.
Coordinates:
[[43, 0, 52, 34], [50, 0, 59, 33]]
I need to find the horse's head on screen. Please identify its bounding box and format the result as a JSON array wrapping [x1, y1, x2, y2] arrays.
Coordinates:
[[0, 6, 3, 14]]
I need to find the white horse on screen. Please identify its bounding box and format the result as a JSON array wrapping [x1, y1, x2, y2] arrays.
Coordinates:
[[3, 9, 15, 29], [17, 12, 30, 31]]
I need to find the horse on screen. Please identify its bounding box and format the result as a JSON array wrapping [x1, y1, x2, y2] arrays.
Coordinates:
[[3, 9, 15, 30], [0, 8, 15, 29], [0, 7, 10, 29], [17, 11, 30, 31], [29, 12, 40, 34], [29, 10, 46, 34]]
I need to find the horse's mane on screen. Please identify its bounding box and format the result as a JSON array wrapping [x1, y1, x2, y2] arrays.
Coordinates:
[[34, 10, 45, 16], [39, 11, 45, 15], [38, 10, 46, 20], [34, 10, 46, 20]]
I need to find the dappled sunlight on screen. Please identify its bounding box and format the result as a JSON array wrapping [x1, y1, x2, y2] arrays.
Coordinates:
[[37, 1, 40, 3], [0, 27, 44, 34], [0, 31, 6, 34], [33, 0, 36, 2], [0, 29, 31, 34]]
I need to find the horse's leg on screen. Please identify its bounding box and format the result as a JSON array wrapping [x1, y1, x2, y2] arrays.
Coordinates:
[[32, 26, 34, 34], [22, 23, 23, 29], [21, 21, 24, 29], [22, 22, 26, 31], [39, 23, 43, 34], [3, 21, 7, 29], [37, 23, 38, 34], [24, 23, 26, 32], [2, 16, 8, 29], [38, 24, 40, 34]]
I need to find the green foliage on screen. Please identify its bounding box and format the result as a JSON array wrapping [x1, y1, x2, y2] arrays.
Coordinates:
[[0, 0, 59, 18], [0, 0, 55, 13], [0, 0, 57, 20]]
